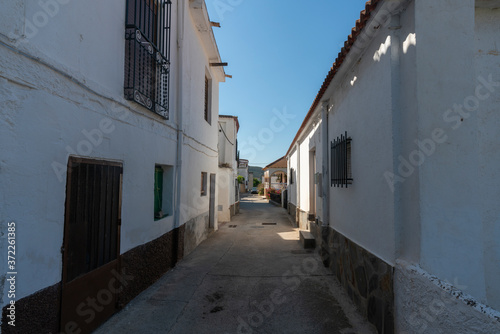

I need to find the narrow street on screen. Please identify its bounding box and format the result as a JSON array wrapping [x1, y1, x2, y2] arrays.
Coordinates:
[[94, 195, 376, 334]]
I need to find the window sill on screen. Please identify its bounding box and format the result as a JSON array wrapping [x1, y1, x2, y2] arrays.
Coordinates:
[[154, 214, 169, 222]]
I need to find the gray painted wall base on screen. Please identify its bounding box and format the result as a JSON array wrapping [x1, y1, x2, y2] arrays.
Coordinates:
[[183, 212, 210, 257], [1, 226, 186, 333], [297, 209, 308, 230], [310, 223, 394, 334], [287, 202, 297, 226], [230, 202, 240, 218]]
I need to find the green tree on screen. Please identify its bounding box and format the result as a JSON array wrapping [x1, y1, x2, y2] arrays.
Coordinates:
[[237, 175, 245, 184], [253, 178, 261, 187]]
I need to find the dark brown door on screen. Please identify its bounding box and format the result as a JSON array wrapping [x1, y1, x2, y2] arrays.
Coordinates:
[[209, 173, 216, 229], [60, 157, 122, 334]]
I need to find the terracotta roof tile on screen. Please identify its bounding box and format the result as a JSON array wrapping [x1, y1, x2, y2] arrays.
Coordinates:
[[263, 156, 287, 170]]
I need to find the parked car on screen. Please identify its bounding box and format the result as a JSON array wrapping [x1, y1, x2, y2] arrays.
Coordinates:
[[251, 187, 258, 194]]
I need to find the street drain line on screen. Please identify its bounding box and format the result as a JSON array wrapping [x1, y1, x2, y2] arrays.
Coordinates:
[[291, 249, 314, 254]]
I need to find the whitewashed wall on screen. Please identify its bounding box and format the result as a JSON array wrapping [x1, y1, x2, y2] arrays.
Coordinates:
[[217, 168, 234, 222], [406, 0, 500, 313], [286, 121, 323, 222], [287, 148, 298, 207], [292, 123, 321, 216], [327, 22, 396, 265], [475, 6, 500, 311], [178, 2, 219, 229], [217, 117, 238, 223], [397, 0, 420, 266], [310, 124, 323, 221], [298, 136, 310, 214], [415, 0, 481, 298], [218, 119, 237, 167], [394, 1, 500, 331]]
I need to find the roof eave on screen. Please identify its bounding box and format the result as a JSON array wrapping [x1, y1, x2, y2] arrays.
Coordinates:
[[189, 0, 226, 82], [263, 156, 287, 170], [219, 115, 240, 132], [286, 0, 409, 157]]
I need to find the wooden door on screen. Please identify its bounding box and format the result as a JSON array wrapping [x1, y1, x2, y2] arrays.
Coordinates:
[[60, 158, 122, 334], [209, 173, 216, 229]]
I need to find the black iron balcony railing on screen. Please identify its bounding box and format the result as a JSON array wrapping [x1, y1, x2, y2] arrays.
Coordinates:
[[331, 131, 353, 188], [124, 0, 172, 119]]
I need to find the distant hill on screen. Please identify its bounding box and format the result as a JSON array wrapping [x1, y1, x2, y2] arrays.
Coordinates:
[[248, 166, 264, 180]]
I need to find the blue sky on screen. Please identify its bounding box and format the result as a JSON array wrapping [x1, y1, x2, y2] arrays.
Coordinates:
[[206, 1, 369, 167]]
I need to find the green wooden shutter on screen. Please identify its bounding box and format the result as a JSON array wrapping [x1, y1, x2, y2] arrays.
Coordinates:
[[154, 166, 163, 217]]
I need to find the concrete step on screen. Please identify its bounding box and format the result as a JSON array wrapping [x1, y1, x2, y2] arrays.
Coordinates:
[[299, 230, 315, 249]]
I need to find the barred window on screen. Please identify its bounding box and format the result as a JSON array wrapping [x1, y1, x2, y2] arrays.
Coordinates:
[[331, 132, 353, 188], [201, 172, 207, 196], [204, 76, 209, 121], [204, 75, 212, 124], [124, 0, 172, 118]]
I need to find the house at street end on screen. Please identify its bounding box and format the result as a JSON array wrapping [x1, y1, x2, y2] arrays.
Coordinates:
[[217, 115, 240, 222], [0, 0, 226, 332], [237, 158, 249, 193], [263, 156, 288, 194], [286, 0, 500, 333]]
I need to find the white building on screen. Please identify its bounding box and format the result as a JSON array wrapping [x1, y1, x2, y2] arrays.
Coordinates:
[[217, 115, 240, 222], [237, 158, 249, 192], [0, 0, 225, 332], [286, 0, 500, 333], [263, 156, 287, 191]]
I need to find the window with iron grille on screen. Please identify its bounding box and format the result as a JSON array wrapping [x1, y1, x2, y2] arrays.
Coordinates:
[[124, 0, 172, 118], [204, 75, 212, 124], [201, 172, 208, 196], [331, 132, 353, 188], [235, 139, 238, 160]]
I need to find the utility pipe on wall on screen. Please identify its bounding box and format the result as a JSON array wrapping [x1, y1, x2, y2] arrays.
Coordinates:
[[174, 0, 185, 230]]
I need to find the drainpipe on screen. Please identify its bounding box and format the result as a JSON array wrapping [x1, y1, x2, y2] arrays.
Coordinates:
[[321, 101, 330, 227], [174, 0, 185, 231]]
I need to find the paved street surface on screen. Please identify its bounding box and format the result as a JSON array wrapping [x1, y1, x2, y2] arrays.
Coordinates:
[[95, 195, 376, 334]]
